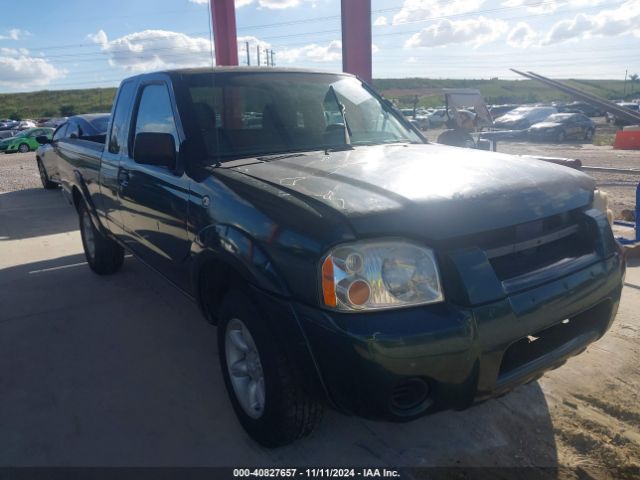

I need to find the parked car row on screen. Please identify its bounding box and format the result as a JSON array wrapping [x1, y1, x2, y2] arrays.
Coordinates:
[[606, 102, 640, 126], [0, 127, 54, 153]]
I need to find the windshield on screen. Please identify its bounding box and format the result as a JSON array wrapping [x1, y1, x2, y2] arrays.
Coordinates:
[[182, 72, 422, 162], [15, 129, 32, 138]]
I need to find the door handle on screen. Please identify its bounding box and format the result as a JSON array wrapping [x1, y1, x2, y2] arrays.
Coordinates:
[[118, 170, 130, 189]]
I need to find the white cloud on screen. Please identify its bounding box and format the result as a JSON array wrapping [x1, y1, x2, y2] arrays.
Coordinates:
[[405, 16, 508, 48], [88, 29, 214, 71], [502, 0, 609, 13], [279, 40, 378, 63], [501, 0, 558, 14], [280, 40, 342, 63], [0, 28, 30, 41], [542, 0, 640, 44], [393, 0, 486, 25], [373, 16, 388, 26], [0, 50, 66, 89], [259, 0, 299, 7], [88, 29, 273, 70], [507, 22, 538, 47]]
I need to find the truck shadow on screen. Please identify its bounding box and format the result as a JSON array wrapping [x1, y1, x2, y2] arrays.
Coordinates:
[[0, 253, 560, 470], [0, 188, 77, 241]]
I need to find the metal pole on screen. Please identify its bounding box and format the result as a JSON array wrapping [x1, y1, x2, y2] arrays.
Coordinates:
[[266, 49, 270, 67], [624, 69, 628, 96], [210, 0, 239, 66], [257, 45, 261, 66], [246, 41, 250, 66], [271, 50, 275, 67], [341, 0, 372, 84]]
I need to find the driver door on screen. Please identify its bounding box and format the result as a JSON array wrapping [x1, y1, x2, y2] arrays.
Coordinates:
[[117, 80, 191, 289]]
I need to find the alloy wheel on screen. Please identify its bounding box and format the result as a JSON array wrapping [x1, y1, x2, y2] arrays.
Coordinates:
[[225, 318, 266, 419], [81, 210, 96, 260]]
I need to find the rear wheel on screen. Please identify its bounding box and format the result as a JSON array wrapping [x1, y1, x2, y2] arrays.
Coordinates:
[[37, 159, 58, 190], [79, 202, 124, 275], [18, 143, 29, 153], [218, 290, 323, 447]]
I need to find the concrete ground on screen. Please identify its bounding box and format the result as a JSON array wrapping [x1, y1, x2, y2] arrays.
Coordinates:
[[1, 179, 639, 472]]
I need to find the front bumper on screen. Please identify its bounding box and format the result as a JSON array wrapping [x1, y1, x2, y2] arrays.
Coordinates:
[[293, 252, 623, 420]]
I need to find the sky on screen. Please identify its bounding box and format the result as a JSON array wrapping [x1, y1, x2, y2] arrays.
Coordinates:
[[0, 0, 638, 92]]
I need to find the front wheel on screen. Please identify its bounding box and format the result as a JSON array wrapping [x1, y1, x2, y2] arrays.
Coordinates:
[[218, 290, 323, 447], [79, 202, 124, 275], [18, 143, 29, 153], [37, 159, 58, 189]]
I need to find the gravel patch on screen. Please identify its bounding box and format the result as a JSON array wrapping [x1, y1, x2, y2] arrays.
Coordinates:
[[0, 152, 41, 193]]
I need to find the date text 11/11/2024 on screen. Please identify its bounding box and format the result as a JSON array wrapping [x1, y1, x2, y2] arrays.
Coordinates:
[[232, 468, 401, 477]]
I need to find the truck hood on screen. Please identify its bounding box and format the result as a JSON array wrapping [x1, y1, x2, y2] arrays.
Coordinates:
[[229, 144, 594, 240]]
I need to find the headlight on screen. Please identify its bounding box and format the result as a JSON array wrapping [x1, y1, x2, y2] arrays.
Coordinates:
[[320, 239, 443, 311]]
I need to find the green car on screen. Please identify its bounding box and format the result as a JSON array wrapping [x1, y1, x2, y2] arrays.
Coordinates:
[[0, 127, 54, 153]]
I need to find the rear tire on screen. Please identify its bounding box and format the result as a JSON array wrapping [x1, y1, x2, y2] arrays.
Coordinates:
[[217, 290, 323, 447], [18, 143, 29, 153], [79, 202, 124, 275], [37, 159, 58, 190]]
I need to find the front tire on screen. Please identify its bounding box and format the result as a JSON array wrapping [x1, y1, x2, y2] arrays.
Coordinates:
[[37, 159, 58, 189], [79, 202, 124, 275], [18, 143, 29, 153], [218, 290, 323, 447]]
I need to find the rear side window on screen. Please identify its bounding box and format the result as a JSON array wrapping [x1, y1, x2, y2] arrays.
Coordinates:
[[108, 81, 136, 154], [132, 83, 179, 155]]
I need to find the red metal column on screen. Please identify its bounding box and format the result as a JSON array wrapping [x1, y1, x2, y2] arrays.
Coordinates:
[[341, 0, 372, 84], [211, 0, 239, 66]]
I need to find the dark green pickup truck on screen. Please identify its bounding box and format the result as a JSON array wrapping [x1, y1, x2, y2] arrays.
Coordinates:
[[42, 67, 625, 447]]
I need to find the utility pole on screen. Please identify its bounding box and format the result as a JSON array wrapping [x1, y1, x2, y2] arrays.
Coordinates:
[[271, 50, 275, 67], [246, 41, 250, 65], [266, 49, 271, 67], [624, 69, 628, 96], [257, 45, 261, 66]]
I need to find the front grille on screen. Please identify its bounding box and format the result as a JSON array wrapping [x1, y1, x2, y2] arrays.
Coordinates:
[[488, 224, 593, 282], [447, 209, 596, 284]]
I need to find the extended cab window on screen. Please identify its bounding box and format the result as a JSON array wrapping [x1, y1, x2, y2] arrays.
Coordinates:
[[132, 83, 179, 158], [109, 81, 136, 154]]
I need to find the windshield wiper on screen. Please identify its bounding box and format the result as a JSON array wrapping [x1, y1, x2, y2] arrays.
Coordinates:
[[328, 85, 351, 146]]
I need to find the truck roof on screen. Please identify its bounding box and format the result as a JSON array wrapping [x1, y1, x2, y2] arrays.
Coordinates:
[[122, 67, 355, 83]]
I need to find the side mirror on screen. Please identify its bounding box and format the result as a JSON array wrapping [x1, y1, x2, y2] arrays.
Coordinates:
[[36, 135, 51, 145], [133, 132, 176, 168]]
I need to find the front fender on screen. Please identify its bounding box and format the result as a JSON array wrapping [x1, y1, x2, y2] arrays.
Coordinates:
[[191, 223, 290, 297]]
